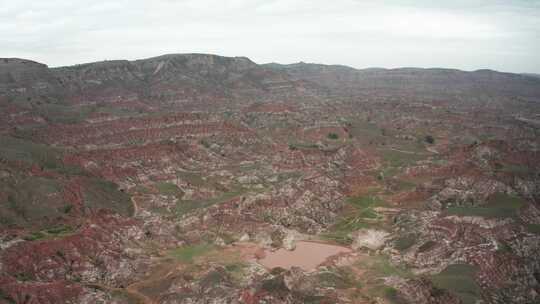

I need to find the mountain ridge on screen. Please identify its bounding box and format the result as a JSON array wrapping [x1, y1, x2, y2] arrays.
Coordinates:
[[4, 53, 538, 79], [3, 53, 540, 106]]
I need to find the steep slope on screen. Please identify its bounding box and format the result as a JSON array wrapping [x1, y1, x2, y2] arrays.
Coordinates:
[[51, 53, 305, 105]]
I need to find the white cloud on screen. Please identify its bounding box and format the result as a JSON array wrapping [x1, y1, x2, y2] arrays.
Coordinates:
[[0, 0, 538, 73]]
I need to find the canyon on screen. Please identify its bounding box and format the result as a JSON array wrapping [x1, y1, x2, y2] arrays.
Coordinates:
[[0, 54, 539, 303]]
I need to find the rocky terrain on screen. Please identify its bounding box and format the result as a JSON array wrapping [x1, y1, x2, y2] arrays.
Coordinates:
[[1, 54, 539, 304]]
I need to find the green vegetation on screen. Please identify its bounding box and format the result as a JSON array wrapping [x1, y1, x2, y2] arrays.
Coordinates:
[[497, 164, 533, 176], [383, 286, 407, 304], [261, 276, 289, 295], [23, 231, 47, 241], [224, 262, 246, 274], [168, 243, 214, 263], [323, 194, 384, 244], [317, 267, 361, 289], [288, 142, 318, 150], [2, 127, 137, 220], [425, 135, 435, 144], [358, 255, 412, 278], [526, 224, 540, 234], [430, 264, 481, 304], [199, 139, 211, 149], [0, 136, 86, 176], [174, 187, 246, 216], [389, 178, 417, 192], [155, 182, 184, 197], [36, 103, 97, 124], [83, 178, 133, 217], [357, 255, 411, 303], [446, 192, 525, 219], [0, 289, 16, 304], [380, 149, 425, 169], [418, 240, 437, 253], [393, 234, 417, 251], [0, 135, 132, 230], [347, 121, 383, 141], [327, 132, 339, 140], [176, 171, 207, 187], [0, 175, 64, 228], [23, 225, 75, 241], [496, 241, 513, 254], [46, 224, 74, 235], [110, 290, 142, 304], [24, 101, 142, 125]]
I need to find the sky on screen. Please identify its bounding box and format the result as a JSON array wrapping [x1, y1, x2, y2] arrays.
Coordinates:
[[1, 0, 539, 73]]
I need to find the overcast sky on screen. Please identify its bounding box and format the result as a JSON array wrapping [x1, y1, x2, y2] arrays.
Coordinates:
[[1, 0, 539, 73]]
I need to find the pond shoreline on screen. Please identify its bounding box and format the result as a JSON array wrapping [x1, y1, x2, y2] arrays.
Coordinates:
[[256, 240, 353, 271]]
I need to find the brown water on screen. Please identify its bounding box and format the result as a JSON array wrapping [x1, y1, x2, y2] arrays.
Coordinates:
[[258, 241, 352, 271]]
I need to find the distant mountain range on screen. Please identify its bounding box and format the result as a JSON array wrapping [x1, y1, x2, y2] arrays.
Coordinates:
[[2, 53, 540, 108]]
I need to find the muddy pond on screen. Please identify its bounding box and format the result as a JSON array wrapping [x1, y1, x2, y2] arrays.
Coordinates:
[[258, 241, 352, 271]]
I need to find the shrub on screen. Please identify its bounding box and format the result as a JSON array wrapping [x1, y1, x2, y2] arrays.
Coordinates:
[[425, 135, 435, 144], [327, 133, 339, 140]]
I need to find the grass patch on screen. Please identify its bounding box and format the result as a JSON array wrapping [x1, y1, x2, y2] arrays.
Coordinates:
[[393, 234, 417, 251], [317, 267, 361, 289], [498, 164, 533, 176], [327, 133, 339, 140], [418, 240, 437, 253], [357, 255, 412, 278], [46, 224, 74, 235], [0, 175, 65, 228], [526, 224, 540, 234], [380, 149, 424, 168], [446, 192, 525, 219], [83, 178, 133, 216], [358, 256, 411, 304], [23, 225, 75, 241], [168, 244, 214, 263], [176, 171, 206, 187], [430, 264, 481, 304], [23, 231, 47, 241], [155, 182, 184, 197], [383, 286, 407, 304], [390, 179, 417, 192], [35, 103, 97, 124], [174, 187, 246, 216], [0, 136, 87, 175], [347, 121, 382, 140], [223, 261, 248, 283], [288, 142, 319, 150], [322, 195, 385, 244], [110, 290, 142, 304], [0, 136, 60, 169]]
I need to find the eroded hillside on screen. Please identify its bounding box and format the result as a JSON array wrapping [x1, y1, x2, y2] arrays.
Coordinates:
[[1, 54, 540, 304]]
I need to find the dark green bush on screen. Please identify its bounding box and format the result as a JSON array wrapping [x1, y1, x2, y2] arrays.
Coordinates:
[[328, 133, 339, 140]]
